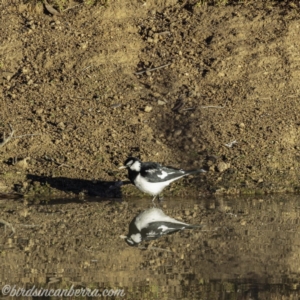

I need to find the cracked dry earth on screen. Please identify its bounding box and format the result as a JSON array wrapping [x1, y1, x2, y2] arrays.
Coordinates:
[[0, 1, 300, 198]]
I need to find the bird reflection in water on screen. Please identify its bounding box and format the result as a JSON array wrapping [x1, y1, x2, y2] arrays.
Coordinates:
[[121, 207, 205, 249]]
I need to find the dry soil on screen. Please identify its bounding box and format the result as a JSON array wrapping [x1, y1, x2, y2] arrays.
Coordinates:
[[1, 1, 300, 198]]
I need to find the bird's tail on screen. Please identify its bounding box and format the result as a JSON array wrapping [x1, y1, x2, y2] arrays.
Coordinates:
[[185, 168, 207, 175], [185, 224, 207, 230]]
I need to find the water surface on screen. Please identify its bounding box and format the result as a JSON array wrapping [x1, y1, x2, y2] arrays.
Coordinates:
[[1, 194, 300, 299]]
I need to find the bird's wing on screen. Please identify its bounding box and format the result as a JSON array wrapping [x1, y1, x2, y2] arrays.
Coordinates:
[[140, 227, 164, 241], [141, 162, 186, 183], [141, 221, 195, 241]]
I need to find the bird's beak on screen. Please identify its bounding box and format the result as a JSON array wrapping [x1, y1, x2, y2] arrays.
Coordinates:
[[120, 235, 127, 239], [118, 165, 127, 170]]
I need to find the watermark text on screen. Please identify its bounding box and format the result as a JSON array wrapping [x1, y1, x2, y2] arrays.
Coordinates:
[[1, 284, 125, 297]]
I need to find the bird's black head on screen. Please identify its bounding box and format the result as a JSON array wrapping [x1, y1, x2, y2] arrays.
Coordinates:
[[121, 157, 142, 172]]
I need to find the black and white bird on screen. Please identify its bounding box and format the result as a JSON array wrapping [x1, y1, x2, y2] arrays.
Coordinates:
[[121, 207, 204, 246], [119, 157, 206, 201]]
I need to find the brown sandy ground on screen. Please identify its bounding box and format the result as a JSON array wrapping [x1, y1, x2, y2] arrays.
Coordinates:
[[1, 1, 300, 198]]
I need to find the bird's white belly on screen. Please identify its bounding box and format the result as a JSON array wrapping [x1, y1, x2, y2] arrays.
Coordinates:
[[134, 174, 170, 195]]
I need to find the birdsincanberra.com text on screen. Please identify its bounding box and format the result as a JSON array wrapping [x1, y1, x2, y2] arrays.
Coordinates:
[[1, 285, 126, 297]]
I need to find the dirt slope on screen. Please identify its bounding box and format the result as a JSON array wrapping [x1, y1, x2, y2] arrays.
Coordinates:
[[1, 0, 300, 198]]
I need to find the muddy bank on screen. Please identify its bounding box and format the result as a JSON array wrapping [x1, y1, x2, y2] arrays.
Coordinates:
[[1, 1, 300, 198]]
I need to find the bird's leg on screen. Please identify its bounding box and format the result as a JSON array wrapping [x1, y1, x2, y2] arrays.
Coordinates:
[[158, 194, 164, 202], [152, 196, 156, 207], [152, 195, 157, 205]]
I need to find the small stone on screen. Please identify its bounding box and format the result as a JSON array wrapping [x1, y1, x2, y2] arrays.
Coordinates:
[[157, 100, 166, 105], [174, 129, 182, 136], [80, 42, 88, 49], [144, 105, 153, 112], [57, 121, 65, 129], [207, 160, 214, 167], [22, 67, 29, 74], [147, 37, 154, 43], [239, 122, 245, 128], [240, 220, 246, 226], [35, 108, 44, 115], [15, 157, 30, 169], [184, 210, 190, 216], [216, 162, 230, 172]]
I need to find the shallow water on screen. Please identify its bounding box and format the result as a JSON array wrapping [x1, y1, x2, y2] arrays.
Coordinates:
[[1, 194, 300, 299]]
